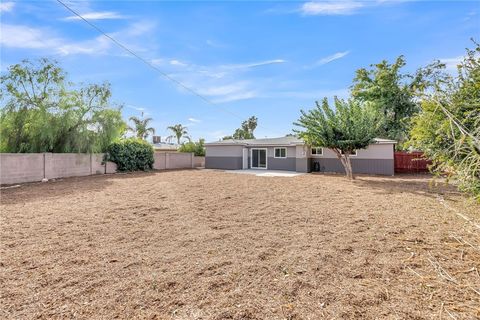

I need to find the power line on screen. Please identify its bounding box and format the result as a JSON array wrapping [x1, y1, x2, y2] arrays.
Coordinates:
[[55, 0, 280, 136]]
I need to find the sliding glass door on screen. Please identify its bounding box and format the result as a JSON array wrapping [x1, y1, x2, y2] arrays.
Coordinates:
[[251, 148, 267, 169]]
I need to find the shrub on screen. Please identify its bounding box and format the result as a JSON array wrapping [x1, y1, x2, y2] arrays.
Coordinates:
[[178, 138, 205, 156], [105, 138, 154, 171]]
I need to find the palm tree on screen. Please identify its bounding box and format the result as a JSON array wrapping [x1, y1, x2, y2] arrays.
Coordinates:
[[167, 124, 190, 145], [128, 116, 155, 140]]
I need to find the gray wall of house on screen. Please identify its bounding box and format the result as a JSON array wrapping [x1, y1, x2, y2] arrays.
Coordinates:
[[205, 145, 244, 170], [311, 158, 394, 175], [309, 143, 394, 159], [308, 143, 395, 175], [205, 143, 395, 175], [296, 158, 310, 173], [295, 145, 310, 173], [246, 146, 296, 171], [205, 156, 243, 170]]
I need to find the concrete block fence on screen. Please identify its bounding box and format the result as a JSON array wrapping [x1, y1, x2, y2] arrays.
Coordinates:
[[0, 152, 196, 185]]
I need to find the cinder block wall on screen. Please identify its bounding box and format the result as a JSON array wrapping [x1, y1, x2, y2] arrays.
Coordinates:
[[0, 152, 194, 185], [153, 152, 195, 170], [0, 153, 45, 185], [194, 156, 205, 168], [0, 153, 111, 185]]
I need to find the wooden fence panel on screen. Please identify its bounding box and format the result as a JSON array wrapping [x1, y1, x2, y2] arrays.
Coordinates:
[[394, 152, 431, 173]]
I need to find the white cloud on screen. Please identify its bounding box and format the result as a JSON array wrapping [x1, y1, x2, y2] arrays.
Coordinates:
[[222, 59, 286, 69], [57, 35, 112, 55], [151, 57, 284, 103], [170, 59, 188, 67], [212, 91, 258, 103], [63, 11, 126, 21], [126, 105, 147, 112], [190, 81, 259, 103], [177, 75, 259, 103], [122, 21, 156, 37], [151, 58, 165, 66], [206, 39, 227, 48], [195, 82, 249, 96], [208, 130, 228, 141], [188, 117, 201, 123], [0, 24, 63, 49], [300, 1, 364, 16], [0, 1, 14, 12], [440, 56, 463, 72], [156, 58, 286, 72], [1, 20, 155, 56], [313, 51, 350, 66]]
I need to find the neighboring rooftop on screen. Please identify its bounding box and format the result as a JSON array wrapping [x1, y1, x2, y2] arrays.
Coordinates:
[[152, 142, 179, 151], [372, 138, 397, 144], [206, 136, 396, 146]]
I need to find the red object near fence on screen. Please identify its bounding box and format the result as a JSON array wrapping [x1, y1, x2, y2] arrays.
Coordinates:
[[394, 151, 432, 173]]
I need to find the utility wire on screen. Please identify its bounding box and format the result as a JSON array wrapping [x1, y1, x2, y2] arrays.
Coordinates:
[[55, 0, 280, 136]]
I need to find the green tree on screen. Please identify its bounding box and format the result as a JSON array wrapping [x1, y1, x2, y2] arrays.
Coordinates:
[[128, 115, 155, 140], [409, 42, 480, 201], [178, 138, 205, 156], [167, 124, 190, 144], [294, 97, 380, 180], [0, 58, 126, 153], [223, 116, 258, 140], [351, 56, 424, 148]]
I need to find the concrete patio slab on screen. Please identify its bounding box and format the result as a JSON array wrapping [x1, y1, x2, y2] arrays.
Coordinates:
[[224, 169, 305, 177]]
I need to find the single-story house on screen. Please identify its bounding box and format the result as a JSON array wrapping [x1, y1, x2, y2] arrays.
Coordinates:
[[205, 136, 397, 175]]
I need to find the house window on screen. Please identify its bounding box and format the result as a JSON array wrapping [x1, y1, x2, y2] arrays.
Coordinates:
[[311, 147, 323, 156], [274, 147, 287, 158], [341, 150, 358, 156]]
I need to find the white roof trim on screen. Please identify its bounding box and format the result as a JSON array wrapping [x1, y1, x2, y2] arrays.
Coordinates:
[[206, 137, 396, 147]]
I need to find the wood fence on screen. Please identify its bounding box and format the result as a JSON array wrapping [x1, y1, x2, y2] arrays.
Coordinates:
[[394, 151, 432, 173]]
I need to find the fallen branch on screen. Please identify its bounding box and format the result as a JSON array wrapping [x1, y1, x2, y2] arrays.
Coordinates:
[[0, 184, 21, 189], [445, 308, 458, 320], [451, 235, 480, 252], [436, 195, 480, 230], [427, 254, 458, 284]]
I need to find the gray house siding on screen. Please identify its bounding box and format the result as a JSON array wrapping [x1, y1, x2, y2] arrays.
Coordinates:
[[295, 158, 310, 173], [245, 146, 296, 171], [205, 145, 243, 170], [266, 146, 296, 171], [205, 156, 243, 170], [205, 138, 395, 175], [309, 143, 395, 175], [312, 158, 394, 176], [267, 157, 296, 171]]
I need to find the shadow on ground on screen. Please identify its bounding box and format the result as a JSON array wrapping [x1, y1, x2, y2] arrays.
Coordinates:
[[0, 171, 159, 205], [352, 174, 461, 199]]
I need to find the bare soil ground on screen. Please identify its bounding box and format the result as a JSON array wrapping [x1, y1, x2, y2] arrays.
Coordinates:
[[1, 170, 479, 319]]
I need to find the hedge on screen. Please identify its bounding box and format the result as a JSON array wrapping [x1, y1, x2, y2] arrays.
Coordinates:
[[105, 138, 154, 171]]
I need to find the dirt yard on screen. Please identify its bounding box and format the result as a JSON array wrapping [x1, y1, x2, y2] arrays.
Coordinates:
[[1, 170, 479, 319]]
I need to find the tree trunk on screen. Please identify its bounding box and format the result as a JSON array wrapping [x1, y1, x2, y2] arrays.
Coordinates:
[[344, 154, 355, 180], [335, 150, 355, 180]]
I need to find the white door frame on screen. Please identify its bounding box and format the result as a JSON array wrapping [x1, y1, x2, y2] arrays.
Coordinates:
[[242, 147, 248, 169], [250, 148, 268, 169]]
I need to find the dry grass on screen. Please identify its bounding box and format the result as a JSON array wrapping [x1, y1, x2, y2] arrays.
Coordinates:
[[1, 169, 479, 319]]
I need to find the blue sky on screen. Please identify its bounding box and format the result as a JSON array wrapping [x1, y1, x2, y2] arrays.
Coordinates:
[[1, 1, 479, 142]]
